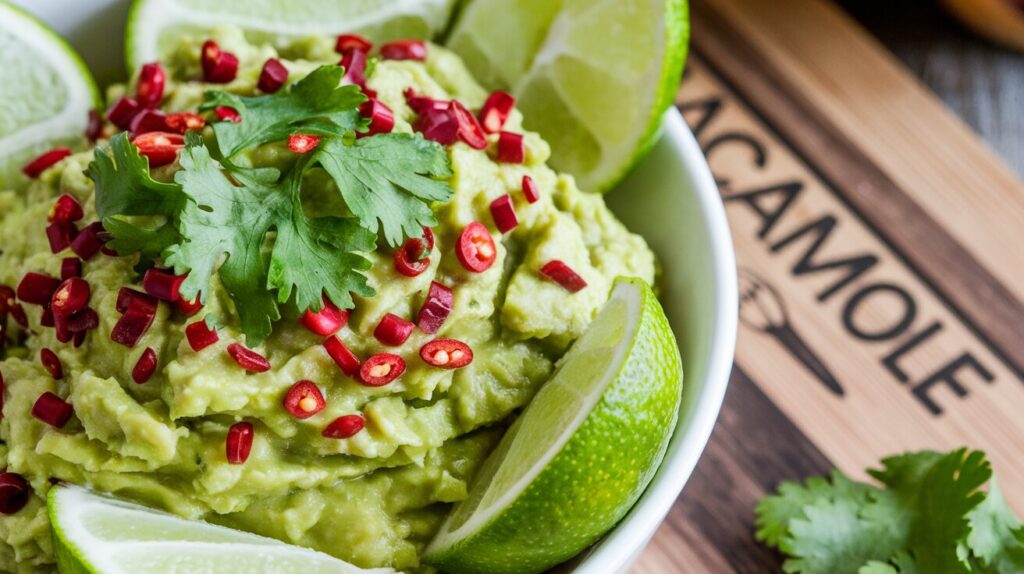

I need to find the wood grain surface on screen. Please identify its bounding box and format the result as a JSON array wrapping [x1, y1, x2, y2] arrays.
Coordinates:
[[633, 0, 1024, 571]]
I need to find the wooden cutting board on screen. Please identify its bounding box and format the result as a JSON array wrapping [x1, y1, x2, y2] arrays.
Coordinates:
[[633, 0, 1024, 571]]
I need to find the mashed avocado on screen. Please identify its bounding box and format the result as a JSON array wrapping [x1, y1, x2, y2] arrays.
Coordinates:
[[0, 27, 654, 573]]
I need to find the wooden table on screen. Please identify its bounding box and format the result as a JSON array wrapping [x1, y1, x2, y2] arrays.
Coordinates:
[[633, 1, 1024, 571]]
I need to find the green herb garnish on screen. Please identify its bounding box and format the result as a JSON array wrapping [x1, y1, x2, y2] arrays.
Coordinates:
[[756, 448, 1024, 574], [88, 65, 453, 343]]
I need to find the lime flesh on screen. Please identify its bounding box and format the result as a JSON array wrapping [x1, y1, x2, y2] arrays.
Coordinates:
[[48, 485, 394, 574], [0, 0, 99, 190], [446, 0, 689, 193], [126, 0, 459, 72], [424, 278, 684, 574]]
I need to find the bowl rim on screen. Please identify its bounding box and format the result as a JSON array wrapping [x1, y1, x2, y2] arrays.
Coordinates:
[[574, 110, 738, 573]]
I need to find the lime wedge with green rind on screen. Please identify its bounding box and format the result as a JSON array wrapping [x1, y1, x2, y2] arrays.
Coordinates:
[[125, 0, 459, 72], [0, 0, 100, 191], [423, 277, 684, 574], [48, 484, 395, 574], [446, 0, 689, 194]]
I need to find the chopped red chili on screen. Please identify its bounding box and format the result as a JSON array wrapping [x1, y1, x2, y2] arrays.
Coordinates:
[[283, 381, 326, 419], [23, 148, 72, 179], [322, 414, 366, 439], [142, 268, 186, 302], [417, 281, 453, 334], [374, 313, 415, 346], [324, 336, 361, 377], [49, 194, 84, 225], [496, 132, 525, 163], [359, 354, 406, 387], [132, 132, 185, 168], [287, 134, 320, 154], [226, 421, 254, 464], [489, 194, 518, 233], [521, 175, 541, 203], [50, 278, 90, 318], [380, 40, 427, 61], [185, 320, 219, 351], [301, 299, 349, 337], [258, 58, 288, 93], [420, 339, 474, 369], [227, 343, 271, 373], [479, 91, 516, 134], [135, 62, 166, 108], [32, 392, 73, 428], [540, 260, 588, 293], [40, 349, 63, 379], [132, 347, 159, 384], [336, 34, 373, 55], [450, 100, 488, 150], [0, 472, 30, 515], [455, 222, 497, 273], [17, 273, 62, 306]]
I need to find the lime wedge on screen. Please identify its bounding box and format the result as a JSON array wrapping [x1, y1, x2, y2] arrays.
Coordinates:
[[48, 484, 395, 574], [126, 0, 459, 71], [446, 0, 689, 193], [423, 278, 683, 574], [0, 0, 99, 190]]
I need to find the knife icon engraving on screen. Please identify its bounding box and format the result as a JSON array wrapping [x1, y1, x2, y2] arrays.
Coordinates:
[[738, 268, 845, 397]]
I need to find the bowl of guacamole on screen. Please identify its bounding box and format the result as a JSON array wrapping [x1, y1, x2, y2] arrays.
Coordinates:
[[0, 2, 737, 573]]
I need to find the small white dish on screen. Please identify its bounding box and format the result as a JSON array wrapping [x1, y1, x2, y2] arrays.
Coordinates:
[[12, 2, 739, 571]]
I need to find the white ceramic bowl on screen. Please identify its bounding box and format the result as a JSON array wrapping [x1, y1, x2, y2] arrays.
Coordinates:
[[13, 2, 739, 571]]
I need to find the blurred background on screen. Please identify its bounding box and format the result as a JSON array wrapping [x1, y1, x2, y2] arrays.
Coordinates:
[[839, 0, 1023, 173]]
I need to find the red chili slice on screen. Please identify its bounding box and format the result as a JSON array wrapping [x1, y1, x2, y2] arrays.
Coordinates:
[[111, 303, 157, 348], [61, 258, 82, 280], [322, 414, 365, 439], [479, 91, 516, 134], [226, 421, 254, 464], [46, 222, 77, 254], [282, 381, 326, 419], [417, 281, 453, 334], [132, 132, 185, 168], [540, 260, 588, 293], [50, 278, 90, 317], [258, 58, 288, 93], [215, 106, 241, 123], [66, 308, 99, 333], [336, 34, 373, 55], [340, 49, 367, 87], [133, 347, 159, 384], [142, 268, 186, 302], [324, 336, 361, 377], [185, 320, 219, 351], [17, 273, 61, 306], [496, 131, 525, 163], [70, 222, 107, 260], [130, 109, 171, 134], [164, 113, 206, 134], [116, 288, 158, 315], [489, 194, 518, 233], [23, 148, 72, 179], [380, 40, 427, 61], [40, 349, 63, 379], [374, 313, 414, 346], [32, 391, 73, 427], [455, 222, 497, 273], [359, 99, 395, 137], [49, 194, 84, 225], [359, 354, 406, 387], [176, 295, 204, 317], [522, 175, 541, 204], [106, 97, 142, 131], [301, 299, 349, 337], [287, 134, 320, 154], [201, 40, 238, 83], [393, 236, 431, 277], [450, 101, 488, 150], [420, 339, 473, 369], [135, 62, 166, 108], [85, 109, 103, 142], [0, 472, 31, 515], [404, 88, 449, 114], [227, 343, 271, 373], [414, 107, 459, 145]]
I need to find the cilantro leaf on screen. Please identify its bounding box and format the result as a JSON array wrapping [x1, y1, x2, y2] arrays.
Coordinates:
[[169, 135, 374, 343], [966, 479, 1024, 573], [88, 132, 184, 217], [756, 470, 875, 546], [757, 449, 1018, 574], [202, 65, 366, 159], [316, 133, 454, 247]]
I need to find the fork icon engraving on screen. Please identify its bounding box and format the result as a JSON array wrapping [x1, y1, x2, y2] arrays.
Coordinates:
[[738, 268, 845, 397]]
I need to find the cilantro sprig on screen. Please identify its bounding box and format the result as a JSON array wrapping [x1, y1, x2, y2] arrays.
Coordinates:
[[756, 449, 1024, 574], [88, 64, 454, 343]]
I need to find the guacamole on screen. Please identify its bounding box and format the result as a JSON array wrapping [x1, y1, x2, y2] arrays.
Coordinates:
[[0, 27, 654, 573]]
